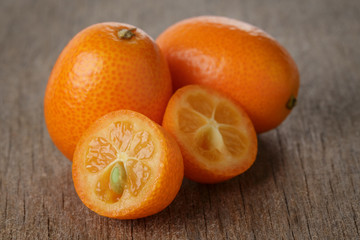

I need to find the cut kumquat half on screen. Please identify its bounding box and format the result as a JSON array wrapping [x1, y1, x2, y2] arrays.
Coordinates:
[[162, 85, 257, 183], [72, 110, 184, 219]]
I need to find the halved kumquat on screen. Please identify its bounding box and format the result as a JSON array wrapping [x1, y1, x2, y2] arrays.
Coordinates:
[[72, 110, 184, 219], [162, 85, 257, 183]]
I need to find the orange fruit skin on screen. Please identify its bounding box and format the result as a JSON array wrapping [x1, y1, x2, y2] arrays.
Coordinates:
[[162, 85, 257, 183], [45, 22, 172, 160], [156, 16, 300, 133], [73, 110, 184, 219]]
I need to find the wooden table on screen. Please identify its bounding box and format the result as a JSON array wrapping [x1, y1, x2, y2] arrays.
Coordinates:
[[1, 0, 359, 239]]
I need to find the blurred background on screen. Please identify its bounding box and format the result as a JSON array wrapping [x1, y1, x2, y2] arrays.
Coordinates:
[[2, 0, 359, 107]]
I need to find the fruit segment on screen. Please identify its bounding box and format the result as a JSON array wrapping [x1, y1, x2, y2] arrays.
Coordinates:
[[178, 108, 207, 133], [214, 102, 241, 125], [218, 126, 246, 156], [187, 93, 214, 118], [126, 159, 151, 196], [86, 137, 117, 173], [110, 122, 133, 152]]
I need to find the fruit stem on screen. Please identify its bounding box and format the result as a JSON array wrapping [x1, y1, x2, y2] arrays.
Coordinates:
[[286, 95, 297, 110], [118, 28, 136, 40]]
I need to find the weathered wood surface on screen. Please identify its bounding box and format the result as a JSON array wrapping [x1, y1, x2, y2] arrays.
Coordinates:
[[1, 0, 359, 239]]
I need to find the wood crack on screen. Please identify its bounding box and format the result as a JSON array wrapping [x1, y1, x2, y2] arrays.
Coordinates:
[[296, 143, 313, 239], [237, 181, 246, 213], [201, 194, 209, 240], [4, 191, 8, 220], [296, 143, 312, 208], [282, 189, 295, 239], [23, 191, 26, 224], [351, 204, 359, 237], [4, 127, 12, 177], [131, 219, 134, 240], [47, 216, 50, 239]]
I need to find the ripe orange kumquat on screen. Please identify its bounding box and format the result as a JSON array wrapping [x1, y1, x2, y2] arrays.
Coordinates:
[[157, 16, 300, 133], [162, 85, 257, 183], [45, 22, 172, 160], [72, 110, 184, 219]]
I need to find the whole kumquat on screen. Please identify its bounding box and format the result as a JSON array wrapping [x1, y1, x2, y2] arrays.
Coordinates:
[[45, 22, 172, 160], [157, 16, 300, 133]]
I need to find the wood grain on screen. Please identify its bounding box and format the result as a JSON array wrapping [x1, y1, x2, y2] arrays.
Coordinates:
[[1, 0, 359, 239]]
